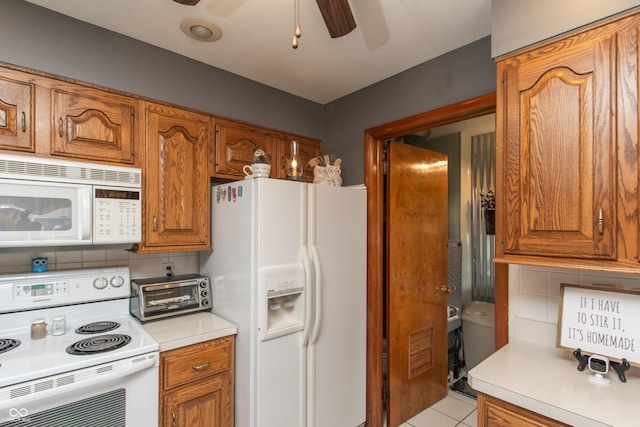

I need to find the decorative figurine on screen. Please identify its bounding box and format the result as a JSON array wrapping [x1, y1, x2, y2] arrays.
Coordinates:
[[31, 257, 48, 273], [309, 154, 342, 186], [252, 148, 271, 165]]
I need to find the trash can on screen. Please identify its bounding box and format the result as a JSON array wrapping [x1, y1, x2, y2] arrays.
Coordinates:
[[462, 301, 495, 371]]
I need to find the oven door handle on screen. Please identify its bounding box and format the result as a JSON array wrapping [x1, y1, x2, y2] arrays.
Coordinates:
[[0, 356, 157, 412]]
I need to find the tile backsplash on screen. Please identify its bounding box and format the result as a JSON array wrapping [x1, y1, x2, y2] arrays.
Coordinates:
[[0, 248, 200, 280], [509, 265, 640, 347]]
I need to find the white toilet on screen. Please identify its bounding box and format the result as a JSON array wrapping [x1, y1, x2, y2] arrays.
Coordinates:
[[462, 301, 495, 371]]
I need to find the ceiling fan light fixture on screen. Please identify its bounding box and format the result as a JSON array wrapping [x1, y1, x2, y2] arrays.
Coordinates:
[[292, 0, 301, 49], [180, 18, 222, 42]]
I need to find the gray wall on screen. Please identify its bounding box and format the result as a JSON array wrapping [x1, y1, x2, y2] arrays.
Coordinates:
[[323, 37, 496, 184], [491, 0, 640, 58]]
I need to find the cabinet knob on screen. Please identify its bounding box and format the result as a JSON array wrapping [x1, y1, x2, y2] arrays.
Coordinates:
[[436, 285, 451, 294]]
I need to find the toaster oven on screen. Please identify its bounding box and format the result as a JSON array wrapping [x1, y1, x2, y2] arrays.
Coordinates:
[[130, 274, 211, 322]]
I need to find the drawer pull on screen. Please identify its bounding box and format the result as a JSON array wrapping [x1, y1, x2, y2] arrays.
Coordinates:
[[172, 411, 176, 427], [21, 112, 26, 132], [58, 117, 64, 137], [192, 361, 211, 371]]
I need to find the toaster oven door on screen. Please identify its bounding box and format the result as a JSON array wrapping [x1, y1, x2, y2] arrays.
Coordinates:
[[140, 283, 200, 319]]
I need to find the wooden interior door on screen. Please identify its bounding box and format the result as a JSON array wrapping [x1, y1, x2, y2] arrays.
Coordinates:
[[386, 141, 448, 426]]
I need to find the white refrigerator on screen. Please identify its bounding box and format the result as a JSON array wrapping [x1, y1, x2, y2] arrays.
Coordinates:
[[200, 178, 367, 427]]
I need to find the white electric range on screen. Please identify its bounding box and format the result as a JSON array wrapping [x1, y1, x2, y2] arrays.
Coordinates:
[[0, 267, 158, 427]]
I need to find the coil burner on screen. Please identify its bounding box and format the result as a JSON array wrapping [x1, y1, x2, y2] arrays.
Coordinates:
[[75, 321, 121, 334], [0, 338, 20, 354], [66, 334, 131, 355]]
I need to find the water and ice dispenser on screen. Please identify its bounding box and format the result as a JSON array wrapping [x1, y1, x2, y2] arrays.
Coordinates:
[[259, 264, 305, 341]]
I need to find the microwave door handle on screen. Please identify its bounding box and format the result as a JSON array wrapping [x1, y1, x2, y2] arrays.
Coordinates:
[[80, 186, 92, 240]]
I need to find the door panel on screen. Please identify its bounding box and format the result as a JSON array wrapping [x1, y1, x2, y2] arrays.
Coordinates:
[[386, 141, 448, 426]]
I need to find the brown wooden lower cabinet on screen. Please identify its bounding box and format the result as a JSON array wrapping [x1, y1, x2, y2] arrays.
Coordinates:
[[159, 336, 235, 427], [477, 393, 570, 427]]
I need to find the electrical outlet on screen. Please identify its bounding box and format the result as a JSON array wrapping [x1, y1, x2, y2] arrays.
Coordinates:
[[162, 262, 175, 277]]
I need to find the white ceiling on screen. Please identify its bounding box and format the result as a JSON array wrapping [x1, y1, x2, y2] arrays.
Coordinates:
[[25, 0, 492, 104]]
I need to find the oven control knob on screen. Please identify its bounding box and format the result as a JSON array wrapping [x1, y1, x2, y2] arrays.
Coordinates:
[[202, 299, 210, 307], [93, 277, 108, 290], [200, 289, 209, 298], [199, 280, 208, 288], [110, 275, 125, 288]]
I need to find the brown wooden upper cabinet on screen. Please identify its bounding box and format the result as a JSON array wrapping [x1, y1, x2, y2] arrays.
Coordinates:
[[495, 12, 640, 266], [0, 71, 35, 153], [51, 83, 137, 165], [213, 118, 279, 179], [213, 118, 322, 183], [135, 101, 211, 253]]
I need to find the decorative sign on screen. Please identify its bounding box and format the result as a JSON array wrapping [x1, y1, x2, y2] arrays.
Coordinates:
[[557, 284, 640, 366]]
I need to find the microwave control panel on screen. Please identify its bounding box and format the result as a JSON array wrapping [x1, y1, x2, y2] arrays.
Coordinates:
[[93, 187, 141, 244]]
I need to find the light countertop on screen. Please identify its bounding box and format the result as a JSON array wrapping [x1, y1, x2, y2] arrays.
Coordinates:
[[142, 312, 237, 352], [468, 340, 640, 427]]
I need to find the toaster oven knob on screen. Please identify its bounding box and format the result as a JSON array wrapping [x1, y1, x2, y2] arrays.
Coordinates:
[[199, 280, 208, 288], [93, 277, 108, 290], [202, 299, 210, 307], [200, 289, 209, 298], [110, 275, 125, 288]]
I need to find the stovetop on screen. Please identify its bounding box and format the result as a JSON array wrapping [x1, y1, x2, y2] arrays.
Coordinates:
[[0, 268, 158, 388]]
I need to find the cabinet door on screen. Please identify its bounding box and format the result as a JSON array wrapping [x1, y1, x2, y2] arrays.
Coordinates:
[[499, 26, 615, 259], [142, 102, 210, 251], [0, 74, 35, 152], [213, 118, 278, 179], [51, 85, 137, 164], [163, 372, 233, 427], [478, 393, 569, 427], [277, 135, 322, 182]]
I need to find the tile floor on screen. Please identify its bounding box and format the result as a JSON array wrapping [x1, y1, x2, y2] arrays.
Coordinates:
[[394, 389, 478, 427]]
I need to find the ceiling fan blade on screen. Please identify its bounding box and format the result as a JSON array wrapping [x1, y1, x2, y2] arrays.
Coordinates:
[[172, 0, 201, 5], [315, 0, 357, 38]]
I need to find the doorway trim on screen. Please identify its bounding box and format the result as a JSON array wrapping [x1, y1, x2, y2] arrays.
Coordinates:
[[364, 93, 500, 426]]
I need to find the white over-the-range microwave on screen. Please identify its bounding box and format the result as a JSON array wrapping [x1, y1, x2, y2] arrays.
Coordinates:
[[0, 153, 141, 247]]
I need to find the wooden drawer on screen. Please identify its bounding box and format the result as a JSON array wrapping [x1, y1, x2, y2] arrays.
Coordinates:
[[161, 337, 233, 390]]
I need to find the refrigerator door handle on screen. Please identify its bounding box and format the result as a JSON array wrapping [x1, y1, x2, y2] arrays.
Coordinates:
[[300, 243, 313, 347], [300, 243, 313, 427], [309, 243, 322, 345]]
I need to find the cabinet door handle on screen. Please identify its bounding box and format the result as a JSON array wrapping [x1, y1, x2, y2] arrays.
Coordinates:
[[21, 112, 26, 132], [58, 117, 64, 137], [153, 216, 157, 232], [172, 411, 176, 427], [598, 208, 603, 235], [192, 361, 211, 371]]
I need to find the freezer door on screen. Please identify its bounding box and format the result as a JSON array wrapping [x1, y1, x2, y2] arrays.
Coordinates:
[[255, 179, 307, 427]]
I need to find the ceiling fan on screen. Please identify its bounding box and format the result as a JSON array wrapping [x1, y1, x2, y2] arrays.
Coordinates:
[[172, 0, 356, 38]]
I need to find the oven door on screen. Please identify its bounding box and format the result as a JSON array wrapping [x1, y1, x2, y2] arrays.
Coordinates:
[[0, 179, 92, 247], [0, 353, 159, 427]]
